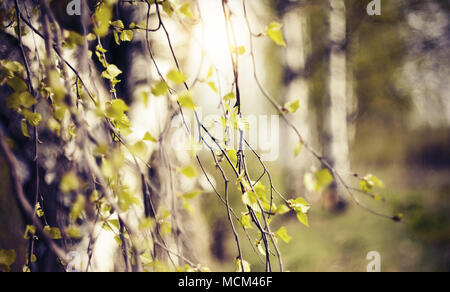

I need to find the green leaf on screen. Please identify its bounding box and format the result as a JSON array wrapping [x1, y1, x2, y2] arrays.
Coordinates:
[[70, 195, 86, 221], [206, 66, 214, 78], [94, 3, 113, 37], [162, 0, 175, 16], [110, 20, 124, 29], [143, 132, 158, 142], [304, 169, 334, 192], [224, 92, 236, 101], [60, 172, 80, 193], [35, 202, 44, 218], [22, 109, 42, 127], [177, 91, 196, 109], [237, 46, 246, 55], [235, 259, 251, 272], [106, 99, 129, 120], [21, 119, 30, 138], [294, 141, 303, 157], [207, 81, 218, 93], [119, 186, 140, 212], [316, 169, 334, 190], [167, 69, 186, 84], [131, 141, 148, 157], [227, 149, 238, 163], [1, 60, 24, 75], [102, 64, 123, 80], [284, 99, 300, 114], [182, 190, 203, 200], [239, 213, 253, 229], [63, 31, 84, 49], [113, 30, 120, 45], [7, 76, 27, 92], [296, 211, 309, 227], [230, 45, 246, 55], [44, 226, 62, 240], [19, 91, 37, 108], [276, 226, 292, 243], [276, 204, 291, 215], [179, 2, 194, 19], [160, 221, 172, 235], [180, 165, 197, 178], [151, 81, 169, 96], [254, 182, 267, 202], [120, 30, 133, 42], [266, 21, 286, 47], [242, 191, 259, 210], [290, 197, 311, 214], [24, 225, 36, 240], [0, 249, 16, 272], [66, 225, 83, 239], [360, 174, 385, 192]]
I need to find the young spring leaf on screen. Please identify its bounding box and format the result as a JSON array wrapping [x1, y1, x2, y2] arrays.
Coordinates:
[[70, 195, 86, 221], [283, 99, 300, 114], [235, 258, 251, 272], [266, 21, 286, 47], [120, 30, 133, 42], [179, 2, 194, 19], [239, 213, 253, 229], [207, 81, 218, 93], [21, 119, 30, 138], [182, 190, 203, 200], [22, 109, 42, 127], [304, 169, 334, 193], [177, 91, 196, 109], [296, 211, 309, 227], [162, 0, 175, 16], [167, 69, 186, 85], [276, 226, 292, 243], [143, 132, 158, 142], [151, 81, 169, 96], [35, 202, 44, 218], [180, 165, 197, 178], [102, 64, 123, 80], [294, 141, 303, 157], [24, 225, 36, 240], [224, 92, 236, 101], [60, 172, 80, 193], [43, 226, 62, 240]]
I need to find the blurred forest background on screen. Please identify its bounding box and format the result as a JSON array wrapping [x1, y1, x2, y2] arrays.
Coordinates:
[[0, 0, 449, 272]]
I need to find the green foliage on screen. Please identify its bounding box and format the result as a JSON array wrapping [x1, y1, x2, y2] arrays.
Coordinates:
[[60, 172, 80, 193], [43, 226, 62, 240], [151, 81, 169, 96], [283, 99, 300, 114], [276, 226, 292, 243], [239, 213, 253, 229], [360, 174, 385, 193], [304, 169, 334, 193], [294, 142, 303, 157], [24, 225, 36, 240], [235, 258, 251, 272], [179, 2, 194, 19], [177, 91, 196, 109], [180, 165, 197, 178], [266, 22, 286, 47], [167, 69, 187, 85]]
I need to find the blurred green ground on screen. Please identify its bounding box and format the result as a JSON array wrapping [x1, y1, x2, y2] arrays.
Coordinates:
[[203, 128, 450, 272]]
